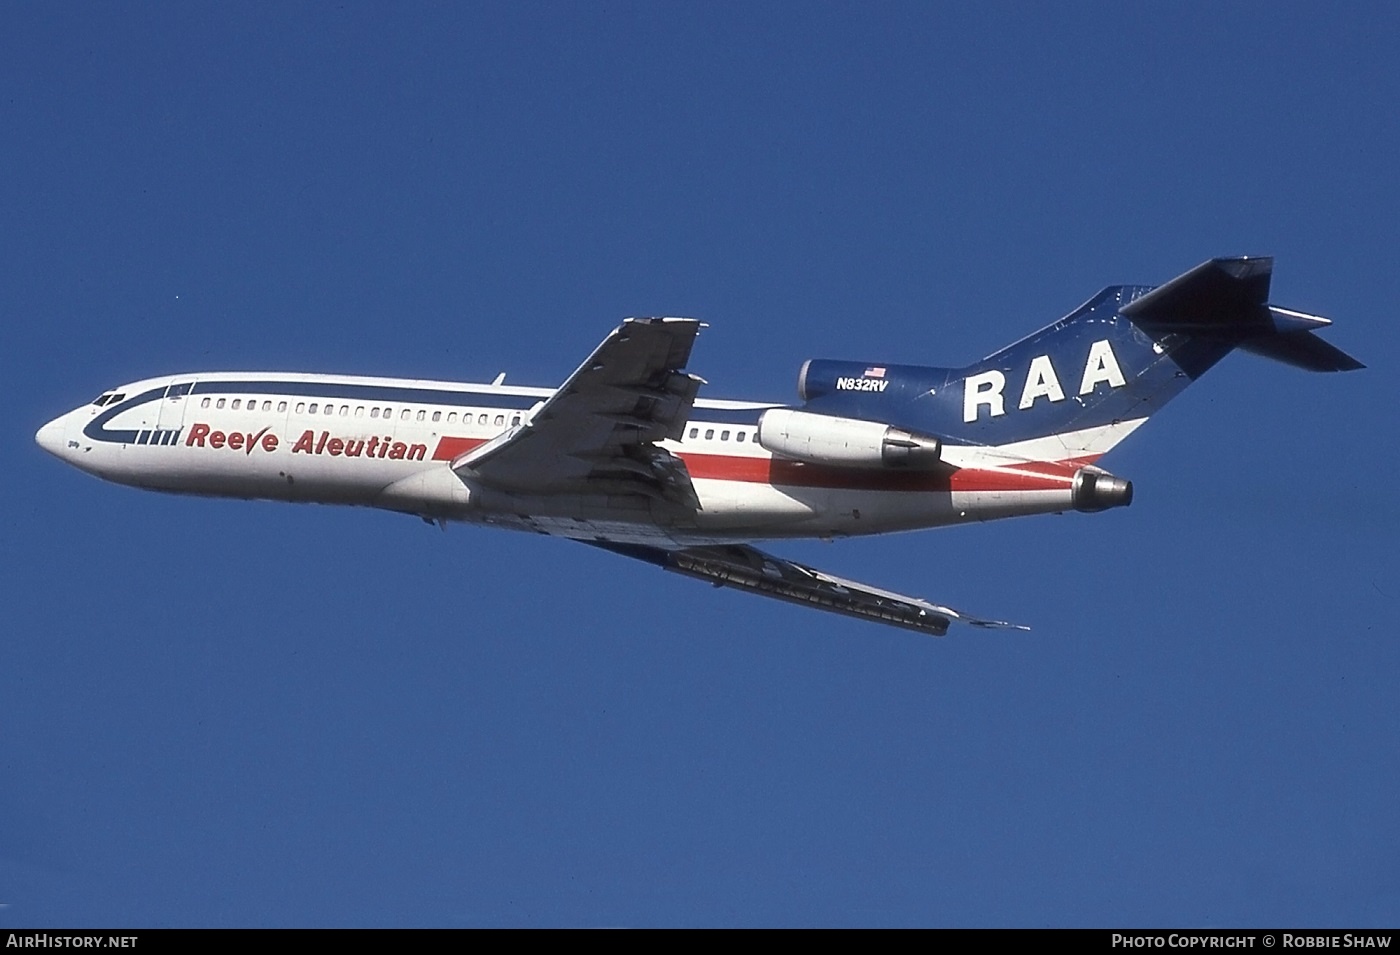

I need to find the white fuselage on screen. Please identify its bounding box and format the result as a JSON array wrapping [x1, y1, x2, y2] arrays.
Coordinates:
[[37, 371, 1089, 547]]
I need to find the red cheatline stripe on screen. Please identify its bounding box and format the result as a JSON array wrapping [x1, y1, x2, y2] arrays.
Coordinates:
[[431, 436, 1095, 492], [679, 452, 1079, 492], [432, 436, 486, 461], [999, 456, 1100, 476]]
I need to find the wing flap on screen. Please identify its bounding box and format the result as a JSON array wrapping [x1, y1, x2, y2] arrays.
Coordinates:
[[592, 542, 1027, 637]]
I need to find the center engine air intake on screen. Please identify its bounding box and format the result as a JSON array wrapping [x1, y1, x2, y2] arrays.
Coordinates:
[[756, 409, 943, 470]]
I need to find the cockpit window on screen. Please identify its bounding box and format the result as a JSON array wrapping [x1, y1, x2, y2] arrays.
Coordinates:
[[110, 393, 125, 403], [93, 394, 112, 406]]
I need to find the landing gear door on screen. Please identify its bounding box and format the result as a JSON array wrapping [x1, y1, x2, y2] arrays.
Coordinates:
[[157, 380, 196, 444]]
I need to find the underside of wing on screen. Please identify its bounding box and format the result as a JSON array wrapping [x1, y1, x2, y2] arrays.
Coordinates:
[[591, 541, 1028, 637], [453, 318, 706, 510]]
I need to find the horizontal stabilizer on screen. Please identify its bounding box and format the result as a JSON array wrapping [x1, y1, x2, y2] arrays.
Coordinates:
[[1121, 256, 1274, 327], [1120, 256, 1362, 372], [1239, 332, 1365, 372], [1268, 306, 1332, 333]]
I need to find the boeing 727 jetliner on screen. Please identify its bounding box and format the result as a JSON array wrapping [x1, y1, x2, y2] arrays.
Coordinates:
[[36, 258, 1361, 635]]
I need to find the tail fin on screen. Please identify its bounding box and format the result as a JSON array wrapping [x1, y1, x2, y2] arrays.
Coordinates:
[[800, 257, 1361, 464]]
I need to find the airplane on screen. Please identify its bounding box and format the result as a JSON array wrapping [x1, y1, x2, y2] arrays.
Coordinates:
[[35, 257, 1361, 636]]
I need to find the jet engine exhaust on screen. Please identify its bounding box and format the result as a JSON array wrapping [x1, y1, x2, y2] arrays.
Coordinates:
[[1072, 468, 1133, 512]]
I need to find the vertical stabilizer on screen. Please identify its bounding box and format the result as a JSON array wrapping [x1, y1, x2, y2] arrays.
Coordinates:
[[800, 257, 1361, 463]]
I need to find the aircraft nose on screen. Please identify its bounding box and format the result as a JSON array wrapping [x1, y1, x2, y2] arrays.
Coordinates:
[[35, 414, 69, 458]]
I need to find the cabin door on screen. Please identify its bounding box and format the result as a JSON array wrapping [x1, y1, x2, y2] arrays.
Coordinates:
[[156, 379, 196, 443]]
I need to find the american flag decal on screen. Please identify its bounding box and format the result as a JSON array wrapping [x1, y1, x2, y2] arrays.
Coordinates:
[[864, 366, 886, 378]]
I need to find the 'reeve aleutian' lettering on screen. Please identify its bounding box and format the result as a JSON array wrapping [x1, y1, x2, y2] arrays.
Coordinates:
[[186, 423, 278, 454], [188, 424, 425, 461], [289, 430, 425, 461]]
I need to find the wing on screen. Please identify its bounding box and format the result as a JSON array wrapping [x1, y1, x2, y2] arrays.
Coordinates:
[[453, 317, 706, 509], [590, 542, 1028, 637]]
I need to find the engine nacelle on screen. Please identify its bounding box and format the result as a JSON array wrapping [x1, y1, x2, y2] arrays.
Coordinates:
[[756, 409, 943, 469], [1071, 467, 1133, 512]]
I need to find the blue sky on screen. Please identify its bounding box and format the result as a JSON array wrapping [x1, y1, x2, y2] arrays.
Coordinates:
[[4, 2, 1397, 927]]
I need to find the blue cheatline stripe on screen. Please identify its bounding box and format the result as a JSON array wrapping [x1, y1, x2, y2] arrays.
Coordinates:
[[192, 378, 774, 424], [191, 379, 537, 410], [118, 425, 180, 446], [688, 409, 765, 426], [82, 380, 775, 445], [83, 387, 165, 444]]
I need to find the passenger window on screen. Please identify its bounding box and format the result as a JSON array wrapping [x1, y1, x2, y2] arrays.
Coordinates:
[[511, 415, 521, 426], [721, 430, 730, 441], [737, 431, 746, 443], [478, 414, 488, 425], [232, 399, 241, 410], [355, 406, 364, 418], [494, 415, 504, 426], [417, 410, 426, 422], [201, 397, 211, 408], [217, 398, 226, 409], [689, 428, 698, 439], [166, 382, 193, 398], [339, 405, 348, 417], [404, 409, 413, 421], [278, 401, 287, 412], [448, 412, 458, 423], [704, 429, 714, 440], [308, 403, 317, 414], [432, 411, 441, 422], [370, 408, 379, 418], [262, 401, 272, 412]]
